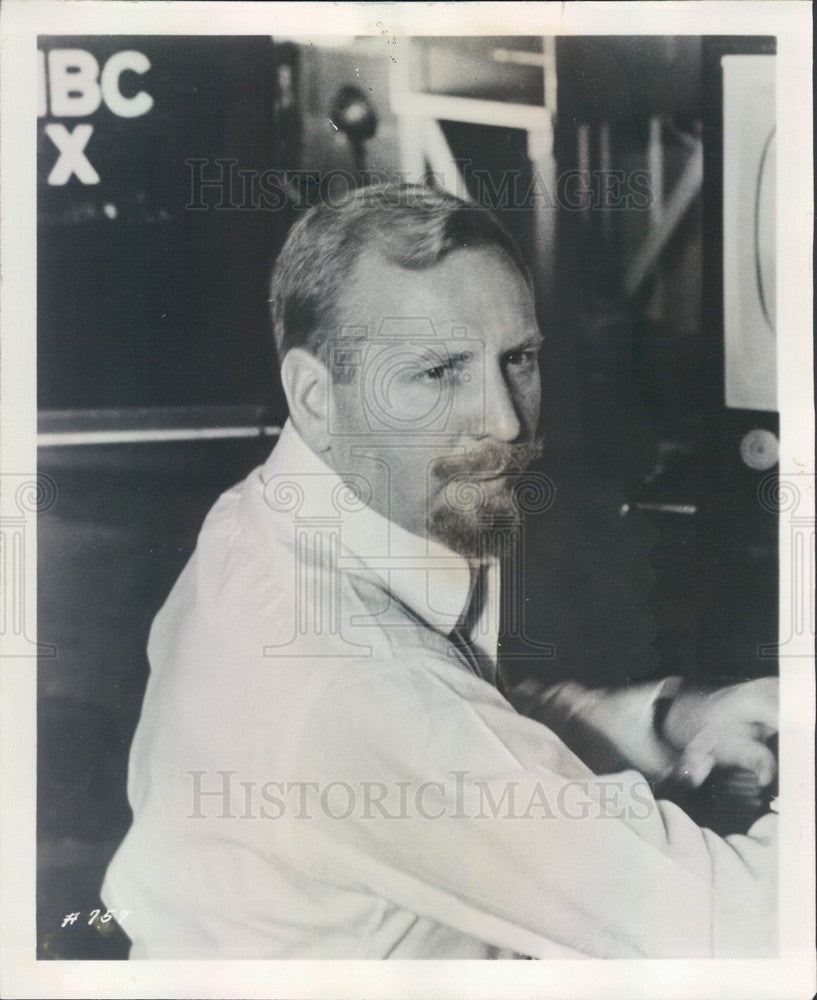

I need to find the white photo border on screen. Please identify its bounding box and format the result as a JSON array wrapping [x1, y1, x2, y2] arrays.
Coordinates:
[[1, 2, 813, 998]]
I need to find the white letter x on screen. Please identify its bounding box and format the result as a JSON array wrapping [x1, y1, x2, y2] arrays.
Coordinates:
[[44, 123, 100, 185]]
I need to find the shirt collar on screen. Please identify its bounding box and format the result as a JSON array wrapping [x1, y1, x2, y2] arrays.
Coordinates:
[[256, 419, 486, 635]]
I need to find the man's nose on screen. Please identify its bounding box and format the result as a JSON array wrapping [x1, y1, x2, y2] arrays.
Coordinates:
[[481, 364, 521, 442]]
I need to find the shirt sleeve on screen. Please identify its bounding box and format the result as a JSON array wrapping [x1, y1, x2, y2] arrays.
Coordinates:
[[503, 674, 685, 782], [276, 657, 777, 959]]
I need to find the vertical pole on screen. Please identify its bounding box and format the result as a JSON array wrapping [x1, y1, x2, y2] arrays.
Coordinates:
[[529, 37, 559, 313], [390, 37, 425, 183], [528, 120, 557, 314], [577, 122, 591, 221], [599, 120, 612, 239], [647, 115, 665, 319]]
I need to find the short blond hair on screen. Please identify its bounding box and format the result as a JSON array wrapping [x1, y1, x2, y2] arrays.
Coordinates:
[[269, 183, 530, 367]]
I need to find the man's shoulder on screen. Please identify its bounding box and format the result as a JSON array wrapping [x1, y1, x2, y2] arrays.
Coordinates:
[[146, 457, 494, 730], [182, 470, 467, 664]]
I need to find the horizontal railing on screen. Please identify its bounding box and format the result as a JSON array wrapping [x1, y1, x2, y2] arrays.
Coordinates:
[[37, 406, 283, 447]]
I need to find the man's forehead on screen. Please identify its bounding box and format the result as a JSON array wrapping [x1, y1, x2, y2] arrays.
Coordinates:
[[342, 316, 477, 341], [336, 326, 541, 357], [337, 245, 536, 338]]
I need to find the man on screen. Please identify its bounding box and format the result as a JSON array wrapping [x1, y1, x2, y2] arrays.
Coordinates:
[[102, 184, 777, 958]]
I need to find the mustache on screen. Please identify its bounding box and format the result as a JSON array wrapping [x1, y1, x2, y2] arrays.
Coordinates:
[[432, 438, 543, 481]]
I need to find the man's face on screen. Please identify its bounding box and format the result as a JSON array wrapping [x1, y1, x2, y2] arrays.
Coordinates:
[[325, 246, 543, 557]]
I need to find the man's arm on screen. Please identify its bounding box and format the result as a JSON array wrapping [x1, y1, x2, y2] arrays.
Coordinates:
[[279, 657, 777, 958], [504, 673, 778, 792]]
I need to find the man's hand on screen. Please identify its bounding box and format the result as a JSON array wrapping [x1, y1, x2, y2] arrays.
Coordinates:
[[660, 677, 778, 789]]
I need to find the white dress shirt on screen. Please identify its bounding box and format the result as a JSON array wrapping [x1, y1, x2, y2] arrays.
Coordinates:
[[101, 419, 777, 959]]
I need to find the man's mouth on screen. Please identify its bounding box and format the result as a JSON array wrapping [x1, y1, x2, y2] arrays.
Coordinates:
[[432, 438, 543, 484], [465, 471, 515, 486]]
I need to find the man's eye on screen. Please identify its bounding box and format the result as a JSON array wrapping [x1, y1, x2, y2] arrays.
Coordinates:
[[418, 364, 450, 383], [506, 350, 538, 370]]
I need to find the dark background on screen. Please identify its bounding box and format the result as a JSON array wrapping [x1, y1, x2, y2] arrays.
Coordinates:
[[37, 35, 778, 958]]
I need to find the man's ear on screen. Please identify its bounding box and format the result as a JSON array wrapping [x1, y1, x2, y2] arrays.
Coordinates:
[[280, 347, 331, 452]]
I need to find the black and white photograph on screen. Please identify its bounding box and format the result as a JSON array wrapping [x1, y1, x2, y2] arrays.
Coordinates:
[[0, 2, 813, 998]]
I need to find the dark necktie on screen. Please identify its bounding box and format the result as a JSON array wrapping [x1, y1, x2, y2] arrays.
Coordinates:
[[450, 564, 500, 688]]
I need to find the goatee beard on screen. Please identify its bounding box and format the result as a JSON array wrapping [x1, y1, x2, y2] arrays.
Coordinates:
[[427, 438, 543, 559]]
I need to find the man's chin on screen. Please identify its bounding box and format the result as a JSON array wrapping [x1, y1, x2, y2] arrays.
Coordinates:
[[427, 500, 521, 560]]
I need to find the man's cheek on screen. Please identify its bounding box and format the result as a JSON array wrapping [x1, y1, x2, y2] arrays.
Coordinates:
[[523, 390, 542, 436]]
